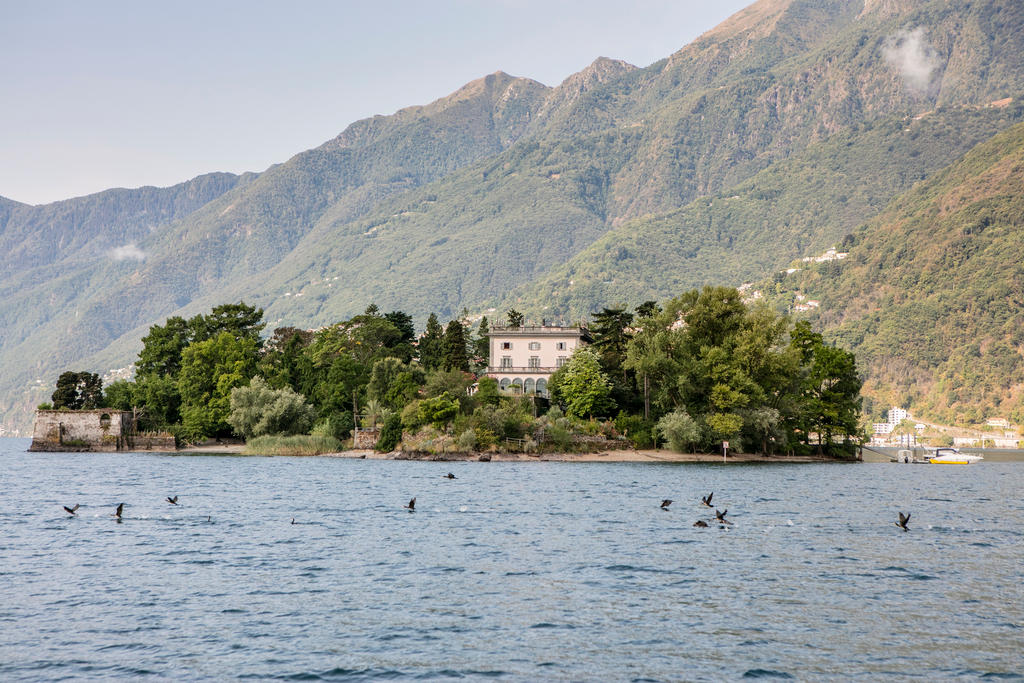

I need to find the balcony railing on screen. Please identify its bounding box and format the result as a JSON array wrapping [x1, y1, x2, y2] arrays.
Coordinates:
[[486, 365, 561, 374]]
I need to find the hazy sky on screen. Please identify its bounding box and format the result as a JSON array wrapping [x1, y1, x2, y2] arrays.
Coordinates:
[[2, 1, 750, 206]]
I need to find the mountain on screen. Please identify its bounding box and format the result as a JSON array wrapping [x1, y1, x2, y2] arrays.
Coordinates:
[[767, 121, 1024, 425], [2, 0, 1024, 431]]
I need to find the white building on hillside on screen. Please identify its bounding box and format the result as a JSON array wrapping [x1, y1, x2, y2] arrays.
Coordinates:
[[486, 325, 589, 396]]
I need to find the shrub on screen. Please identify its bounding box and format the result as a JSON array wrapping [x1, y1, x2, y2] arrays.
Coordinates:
[[228, 377, 316, 439], [615, 412, 657, 448], [657, 410, 701, 453], [312, 413, 353, 441], [376, 413, 403, 452], [456, 428, 477, 452]]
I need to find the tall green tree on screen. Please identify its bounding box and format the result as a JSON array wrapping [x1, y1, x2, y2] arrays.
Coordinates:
[[443, 319, 469, 372], [506, 308, 524, 328], [473, 316, 490, 368], [418, 313, 445, 370], [178, 332, 259, 439]]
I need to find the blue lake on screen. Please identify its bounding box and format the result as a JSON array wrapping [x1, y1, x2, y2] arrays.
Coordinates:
[[1, 437, 1021, 681]]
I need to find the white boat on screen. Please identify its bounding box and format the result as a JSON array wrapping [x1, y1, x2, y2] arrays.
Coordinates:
[[927, 447, 983, 465]]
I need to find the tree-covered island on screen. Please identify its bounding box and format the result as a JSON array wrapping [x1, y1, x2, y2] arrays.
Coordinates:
[[42, 287, 863, 459]]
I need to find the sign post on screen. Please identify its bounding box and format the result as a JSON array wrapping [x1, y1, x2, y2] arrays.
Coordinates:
[[722, 440, 729, 463]]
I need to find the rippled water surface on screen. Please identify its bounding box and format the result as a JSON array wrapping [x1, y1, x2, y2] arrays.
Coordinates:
[[1, 438, 1021, 681]]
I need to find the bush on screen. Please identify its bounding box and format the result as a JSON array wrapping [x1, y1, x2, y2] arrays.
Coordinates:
[[615, 412, 657, 448], [244, 434, 342, 456], [376, 413, 403, 452], [312, 412, 353, 441], [228, 377, 316, 439], [657, 410, 701, 453], [456, 428, 477, 452], [37, 402, 53, 410]]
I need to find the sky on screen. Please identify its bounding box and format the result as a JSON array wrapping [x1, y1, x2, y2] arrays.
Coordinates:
[[1, 0, 751, 206]]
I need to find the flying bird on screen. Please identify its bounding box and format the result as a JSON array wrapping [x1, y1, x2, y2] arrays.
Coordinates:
[[115, 503, 124, 519], [715, 508, 731, 524], [693, 520, 708, 528], [701, 492, 714, 507], [896, 511, 911, 531], [63, 504, 79, 516], [405, 497, 416, 511], [166, 496, 178, 505], [291, 518, 297, 525], [660, 499, 672, 510], [445, 473, 456, 479]]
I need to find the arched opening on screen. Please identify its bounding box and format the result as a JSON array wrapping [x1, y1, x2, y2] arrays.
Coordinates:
[[524, 378, 535, 394], [499, 378, 510, 391], [511, 378, 523, 393], [536, 378, 548, 396], [99, 413, 111, 430]]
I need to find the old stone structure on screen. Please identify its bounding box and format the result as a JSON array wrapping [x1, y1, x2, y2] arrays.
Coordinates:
[[29, 409, 175, 452]]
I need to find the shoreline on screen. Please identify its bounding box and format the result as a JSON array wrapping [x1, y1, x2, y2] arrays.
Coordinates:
[[322, 448, 849, 463]]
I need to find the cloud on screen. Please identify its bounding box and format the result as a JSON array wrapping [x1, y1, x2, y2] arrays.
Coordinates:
[[109, 244, 147, 261], [882, 27, 940, 96]]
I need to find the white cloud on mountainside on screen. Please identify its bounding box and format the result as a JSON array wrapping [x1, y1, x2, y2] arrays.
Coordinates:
[[882, 27, 940, 95], [109, 244, 147, 261]]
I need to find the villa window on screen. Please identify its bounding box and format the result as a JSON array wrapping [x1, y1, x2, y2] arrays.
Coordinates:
[[556, 342, 566, 350], [502, 341, 512, 350], [528, 341, 541, 350], [501, 356, 513, 368], [528, 356, 540, 368], [556, 356, 568, 367]]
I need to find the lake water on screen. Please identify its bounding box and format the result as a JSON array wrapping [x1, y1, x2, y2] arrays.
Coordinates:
[[1, 437, 1021, 681]]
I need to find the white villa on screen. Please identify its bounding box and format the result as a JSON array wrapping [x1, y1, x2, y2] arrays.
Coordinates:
[[485, 325, 589, 396]]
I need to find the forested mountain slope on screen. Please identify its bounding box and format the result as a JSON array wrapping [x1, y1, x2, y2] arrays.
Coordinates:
[[769, 121, 1024, 425]]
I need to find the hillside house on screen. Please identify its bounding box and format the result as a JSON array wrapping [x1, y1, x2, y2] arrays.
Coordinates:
[[486, 325, 589, 396]]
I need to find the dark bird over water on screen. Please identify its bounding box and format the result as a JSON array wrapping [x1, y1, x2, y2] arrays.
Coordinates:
[[63, 504, 79, 516], [405, 497, 416, 511], [661, 499, 672, 510], [693, 520, 708, 528], [896, 511, 911, 531], [702, 492, 714, 507], [715, 508, 730, 524], [291, 518, 296, 525], [445, 473, 456, 479], [166, 496, 178, 505], [115, 503, 124, 519]]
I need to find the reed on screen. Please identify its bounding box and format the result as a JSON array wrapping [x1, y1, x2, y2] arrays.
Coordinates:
[[243, 434, 342, 456]]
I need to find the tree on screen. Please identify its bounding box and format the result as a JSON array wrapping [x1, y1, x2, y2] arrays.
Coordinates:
[[443, 319, 469, 372], [384, 311, 416, 345], [548, 347, 615, 419], [473, 316, 490, 368], [137, 316, 191, 377], [228, 377, 316, 439], [789, 321, 863, 455], [418, 392, 460, 429], [418, 313, 445, 370], [367, 358, 424, 412], [506, 308, 524, 328], [51, 371, 103, 409], [376, 413, 403, 452], [178, 332, 259, 439]]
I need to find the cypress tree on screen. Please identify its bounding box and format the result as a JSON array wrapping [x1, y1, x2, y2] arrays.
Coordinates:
[[418, 313, 445, 370], [443, 320, 469, 372]]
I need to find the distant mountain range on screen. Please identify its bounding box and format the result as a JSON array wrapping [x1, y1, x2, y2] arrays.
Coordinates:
[[2, 0, 1023, 431]]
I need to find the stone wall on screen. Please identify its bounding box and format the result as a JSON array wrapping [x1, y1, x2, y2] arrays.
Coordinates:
[[353, 428, 380, 450], [29, 409, 133, 452]]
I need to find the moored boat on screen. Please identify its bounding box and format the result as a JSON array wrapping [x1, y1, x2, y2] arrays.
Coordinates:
[[928, 447, 983, 465]]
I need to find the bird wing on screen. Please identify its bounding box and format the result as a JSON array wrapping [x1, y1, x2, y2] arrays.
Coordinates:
[[708, 492, 713, 504]]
